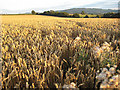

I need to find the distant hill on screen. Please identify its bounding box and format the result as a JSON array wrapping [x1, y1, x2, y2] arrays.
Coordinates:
[[0, 8, 118, 15], [58, 8, 118, 14]]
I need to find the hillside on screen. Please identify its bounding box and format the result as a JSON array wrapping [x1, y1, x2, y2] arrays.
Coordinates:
[[58, 8, 118, 14]]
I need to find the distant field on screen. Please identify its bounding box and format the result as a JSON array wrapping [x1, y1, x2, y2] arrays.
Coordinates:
[[1, 14, 97, 18], [69, 14, 97, 18], [1, 15, 120, 89], [79, 14, 97, 18]]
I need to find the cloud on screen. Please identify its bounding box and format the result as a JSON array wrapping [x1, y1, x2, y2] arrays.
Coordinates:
[[0, 0, 104, 10], [0, 0, 119, 14]]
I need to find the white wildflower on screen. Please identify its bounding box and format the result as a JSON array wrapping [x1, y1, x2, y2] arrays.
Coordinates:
[[102, 42, 110, 47], [96, 73, 106, 81], [102, 68, 108, 73], [109, 78, 115, 85], [113, 65, 117, 68], [63, 85, 69, 88], [109, 67, 116, 74], [107, 64, 110, 68], [112, 75, 118, 81], [100, 83, 108, 88], [93, 46, 103, 57], [69, 82, 76, 88], [101, 42, 110, 51], [106, 71, 111, 78], [102, 79, 108, 84], [75, 36, 81, 41]]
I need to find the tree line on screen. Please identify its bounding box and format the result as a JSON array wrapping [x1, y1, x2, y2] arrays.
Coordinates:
[[31, 10, 120, 18], [31, 10, 90, 18]]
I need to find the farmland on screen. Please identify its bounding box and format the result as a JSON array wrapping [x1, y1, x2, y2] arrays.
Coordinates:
[[69, 14, 97, 18], [1, 15, 120, 89]]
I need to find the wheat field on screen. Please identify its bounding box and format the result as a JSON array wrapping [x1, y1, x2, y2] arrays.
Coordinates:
[[1, 15, 120, 89]]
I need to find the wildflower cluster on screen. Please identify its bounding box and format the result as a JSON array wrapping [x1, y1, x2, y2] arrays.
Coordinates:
[[96, 64, 119, 89]]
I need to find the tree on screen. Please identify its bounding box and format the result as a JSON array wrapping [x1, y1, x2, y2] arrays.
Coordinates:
[[103, 12, 116, 18], [31, 10, 36, 15], [36, 12, 39, 15], [103, 12, 120, 18], [40, 10, 70, 17], [96, 15, 101, 18], [81, 11, 85, 15], [84, 15, 89, 18], [49, 10, 55, 15], [58, 12, 69, 17], [73, 13, 80, 18], [43, 11, 50, 14]]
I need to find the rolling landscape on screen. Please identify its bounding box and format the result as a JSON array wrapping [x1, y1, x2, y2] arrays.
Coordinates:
[[59, 8, 118, 14], [1, 8, 118, 14]]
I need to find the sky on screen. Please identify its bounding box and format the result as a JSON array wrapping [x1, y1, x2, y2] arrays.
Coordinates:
[[0, 0, 119, 13]]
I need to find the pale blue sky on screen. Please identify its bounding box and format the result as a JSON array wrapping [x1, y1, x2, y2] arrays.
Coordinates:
[[0, 0, 119, 13]]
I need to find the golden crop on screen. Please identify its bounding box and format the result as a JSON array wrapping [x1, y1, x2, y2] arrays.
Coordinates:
[[1, 15, 120, 89]]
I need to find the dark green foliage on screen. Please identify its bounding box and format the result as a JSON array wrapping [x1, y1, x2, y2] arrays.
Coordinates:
[[73, 13, 80, 18], [57, 12, 69, 17], [96, 15, 101, 18], [40, 10, 70, 17], [81, 11, 85, 15], [84, 15, 89, 18], [36, 12, 39, 15], [31, 10, 36, 15], [43, 10, 56, 15], [37, 9, 119, 18], [103, 12, 120, 18]]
